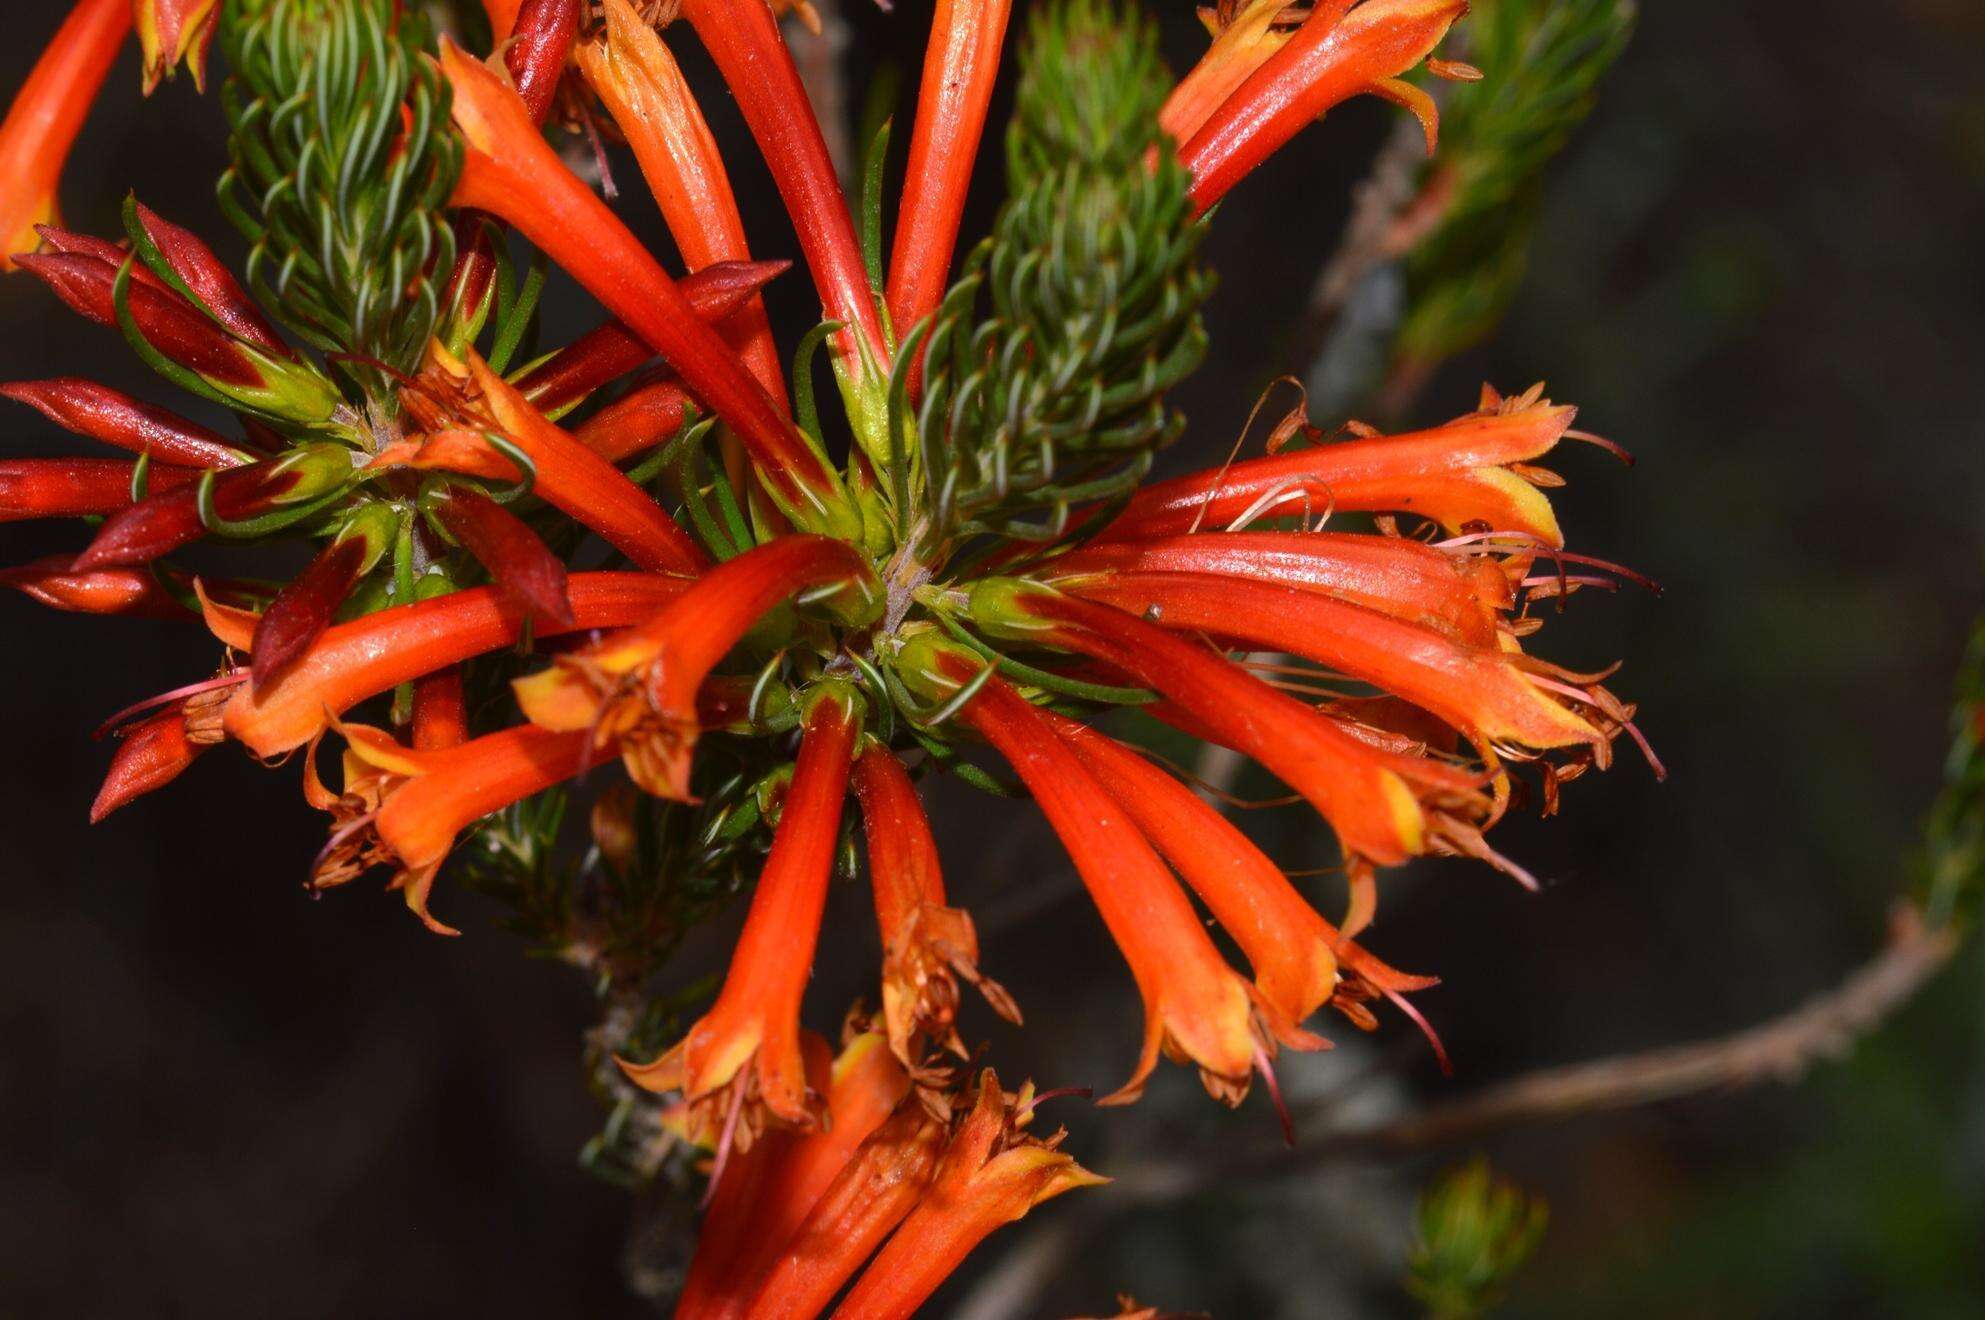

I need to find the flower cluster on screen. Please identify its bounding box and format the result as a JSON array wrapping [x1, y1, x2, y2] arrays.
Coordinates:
[[1, 0, 1655, 1310]]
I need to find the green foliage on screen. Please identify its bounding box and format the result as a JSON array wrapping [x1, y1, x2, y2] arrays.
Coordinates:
[[1408, 1157, 1550, 1318], [1395, 0, 1636, 367], [890, 0, 1213, 558], [1918, 611, 1985, 926], [217, 0, 462, 399]]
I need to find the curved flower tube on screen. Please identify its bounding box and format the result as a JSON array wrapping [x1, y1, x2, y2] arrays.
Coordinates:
[[0, 0, 131, 272], [828, 1070, 1104, 1319], [1063, 571, 1607, 759], [1100, 389, 1578, 546], [962, 580, 1477, 867], [886, 0, 1015, 337], [851, 742, 1019, 1063], [618, 690, 861, 1135], [680, 1029, 909, 1320], [900, 639, 1268, 1107], [1045, 529, 1512, 648], [514, 535, 880, 799], [578, 0, 786, 402], [677, 0, 890, 378], [1180, 0, 1467, 211], [1043, 710, 1336, 1045], [221, 572, 687, 758], [440, 39, 857, 534]]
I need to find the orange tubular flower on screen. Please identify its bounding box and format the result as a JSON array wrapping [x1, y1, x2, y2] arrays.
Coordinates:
[[618, 691, 861, 1137], [135, 0, 219, 93], [577, 0, 785, 402], [1046, 529, 1511, 649], [514, 536, 880, 799], [1100, 387, 1580, 547], [438, 40, 856, 534], [739, 1096, 950, 1320], [850, 743, 1019, 1063], [315, 722, 598, 935], [676, 0, 890, 379], [829, 1070, 1105, 1319], [885, 0, 1015, 337], [219, 572, 687, 758], [1180, 0, 1466, 211], [395, 344, 708, 576], [1062, 572, 1607, 761], [680, 1029, 910, 1320], [1159, 0, 1323, 146], [1043, 710, 1335, 1045], [0, 0, 131, 272], [962, 580, 1476, 869], [901, 640, 1268, 1106]]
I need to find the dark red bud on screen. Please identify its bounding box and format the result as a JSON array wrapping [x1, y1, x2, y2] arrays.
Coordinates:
[[31, 225, 162, 284], [128, 199, 292, 356], [430, 487, 575, 632], [250, 535, 372, 692], [1, 378, 246, 468], [0, 457, 200, 523], [507, 0, 582, 124], [574, 376, 693, 463], [72, 461, 304, 569], [515, 259, 791, 412], [0, 554, 186, 617], [92, 704, 206, 823], [16, 250, 268, 389]]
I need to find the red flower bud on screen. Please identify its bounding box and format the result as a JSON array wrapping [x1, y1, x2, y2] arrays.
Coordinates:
[[73, 443, 352, 570], [428, 486, 575, 634], [0, 456, 198, 522], [1, 378, 247, 469]]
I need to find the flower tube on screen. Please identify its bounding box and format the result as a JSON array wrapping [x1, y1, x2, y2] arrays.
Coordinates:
[[0, 0, 131, 272]]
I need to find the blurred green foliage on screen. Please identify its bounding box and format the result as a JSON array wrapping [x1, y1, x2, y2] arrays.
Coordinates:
[[1409, 1157, 1551, 1318]]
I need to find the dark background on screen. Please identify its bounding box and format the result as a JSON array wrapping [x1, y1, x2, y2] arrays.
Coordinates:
[[3, 1, 1983, 1315]]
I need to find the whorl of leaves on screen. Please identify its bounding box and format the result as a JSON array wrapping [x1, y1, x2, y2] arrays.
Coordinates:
[[216, 0, 462, 396], [1397, 0, 1636, 365], [893, 0, 1213, 557]]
